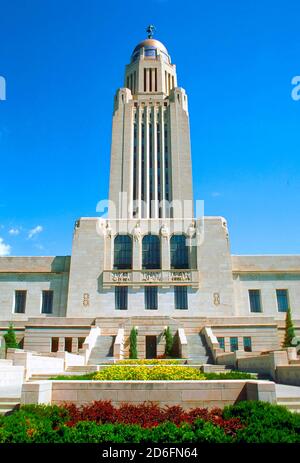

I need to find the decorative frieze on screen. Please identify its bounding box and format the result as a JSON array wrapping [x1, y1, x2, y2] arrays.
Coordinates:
[[111, 272, 131, 282], [103, 269, 198, 287]]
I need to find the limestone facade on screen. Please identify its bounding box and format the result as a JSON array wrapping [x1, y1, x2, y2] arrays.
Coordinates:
[[0, 33, 299, 357]]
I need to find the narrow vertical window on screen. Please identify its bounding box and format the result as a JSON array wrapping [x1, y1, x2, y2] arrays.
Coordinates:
[[41, 290, 53, 314], [145, 286, 158, 310], [170, 235, 189, 269], [155, 68, 157, 91], [149, 69, 152, 92], [133, 122, 137, 204], [156, 121, 161, 216], [144, 68, 146, 92], [230, 337, 238, 352], [141, 122, 145, 202], [115, 286, 128, 310], [249, 290, 262, 313], [65, 338, 72, 353], [14, 290, 27, 314], [142, 234, 161, 269], [174, 286, 188, 310], [51, 337, 59, 353], [217, 337, 225, 350], [276, 289, 289, 313], [243, 337, 252, 352], [114, 235, 132, 269], [149, 122, 153, 216]]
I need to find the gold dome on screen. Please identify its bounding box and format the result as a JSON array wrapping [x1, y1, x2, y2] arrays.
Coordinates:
[[131, 39, 170, 62]]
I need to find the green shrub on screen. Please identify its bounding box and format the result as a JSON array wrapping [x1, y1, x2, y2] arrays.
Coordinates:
[[164, 327, 174, 357], [192, 419, 234, 443], [223, 400, 300, 443], [50, 373, 95, 380], [0, 401, 300, 443], [3, 322, 19, 349], [117, 359, 180, 365], [129, 327, 138, 359], [283, 307, 296, 347], [204, 371, 256, 380]]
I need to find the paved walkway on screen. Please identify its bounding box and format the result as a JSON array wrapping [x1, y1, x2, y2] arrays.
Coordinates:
[[275, 384, 300, 398]]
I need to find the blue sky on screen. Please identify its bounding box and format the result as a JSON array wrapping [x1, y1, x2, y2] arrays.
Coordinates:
[[0, 0, 299, 256]]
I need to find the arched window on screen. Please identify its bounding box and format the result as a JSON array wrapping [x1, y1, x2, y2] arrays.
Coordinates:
[[114, 235, 132, 269], [142, 234, 161, 269], [170, 234, 189, 269]]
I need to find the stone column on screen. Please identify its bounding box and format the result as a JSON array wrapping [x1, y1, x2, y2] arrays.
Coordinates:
[[58, 337, 65, 352], [72, 338, 78, 354]]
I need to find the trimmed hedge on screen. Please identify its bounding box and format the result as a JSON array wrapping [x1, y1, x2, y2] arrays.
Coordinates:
[[117, 359, 181, 365], [0, 401, 299, 443]]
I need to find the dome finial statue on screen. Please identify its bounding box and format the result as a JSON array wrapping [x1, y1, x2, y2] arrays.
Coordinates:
[[146, 24, 156, 39]]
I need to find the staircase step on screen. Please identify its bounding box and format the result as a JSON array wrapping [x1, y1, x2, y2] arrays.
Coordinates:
[[0, 399, 20, 415]]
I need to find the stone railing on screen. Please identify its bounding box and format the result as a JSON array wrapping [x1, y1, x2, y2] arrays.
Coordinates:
[[55, 351, 85, 369], [0, 360, 24, 398], [103, 269, 199, 287], [201, 326, 223, 362], [113, 328, 125, 360], [79, 326, 101, 364], [7, 349, 65, 380], [178, 328, 188, 359]]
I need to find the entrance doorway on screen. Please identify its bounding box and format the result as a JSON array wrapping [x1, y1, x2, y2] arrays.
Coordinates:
[[145, 336, 157, 359]]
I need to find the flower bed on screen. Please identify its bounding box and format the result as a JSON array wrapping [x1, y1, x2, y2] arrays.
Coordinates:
[[0, 401, 299, 443], [93, 365, 206, 381]]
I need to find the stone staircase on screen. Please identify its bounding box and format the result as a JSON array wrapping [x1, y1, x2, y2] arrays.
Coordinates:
[[277, 397, 300, 413], [276, 384, 300, 413], [88, 335, 116, 365], [201, 364, 232, 374], [0, 398, 20, 416], [186, 334, 213, 364]]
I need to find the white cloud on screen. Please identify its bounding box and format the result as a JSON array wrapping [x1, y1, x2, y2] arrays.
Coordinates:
[[9, 228, 20, 236], [211, 192, 221, 197], [0, 237, 11, 256], [28, 225, 43, 239]]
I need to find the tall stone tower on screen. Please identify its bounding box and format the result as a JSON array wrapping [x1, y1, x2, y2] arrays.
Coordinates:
[[109, 27, 193, 220]]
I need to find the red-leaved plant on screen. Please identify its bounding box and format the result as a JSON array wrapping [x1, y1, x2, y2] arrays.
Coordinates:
[[63, 401, 243, 435]]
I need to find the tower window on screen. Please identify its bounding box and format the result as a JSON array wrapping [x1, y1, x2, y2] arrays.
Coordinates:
[[249, 290, 262, 313], [114, 235, 132, 270], [115, 286, 128, 310], [170, 235, 189, 269], [276, 289, 289, 312], [174, 286, 188, 310], [145, 286, 158, 310], [142, 234, 161, 269], [14, 290, 27, 314]]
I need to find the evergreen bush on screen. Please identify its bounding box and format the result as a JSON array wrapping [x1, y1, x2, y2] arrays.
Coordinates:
[[129, 327, 138, 359], [164, 327, 174, 357], [283, 307, 296, 347], [3, 322, 19, 350]]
